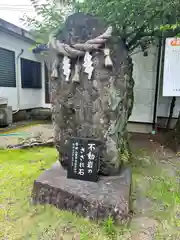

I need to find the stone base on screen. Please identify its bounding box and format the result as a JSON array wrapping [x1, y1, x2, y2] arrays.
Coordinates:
[[32, 163, 132, 223]]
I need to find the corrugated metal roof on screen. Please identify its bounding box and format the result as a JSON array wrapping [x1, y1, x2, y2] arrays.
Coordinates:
[[0, 18, 35, 43]]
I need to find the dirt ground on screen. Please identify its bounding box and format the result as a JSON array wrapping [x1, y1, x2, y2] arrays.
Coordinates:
[[0, 123, 53, 148], [0, 122, 176, 152], [0, 122, 178, 166], [130, 132, 178, 159], [0, 122, 178, 178]]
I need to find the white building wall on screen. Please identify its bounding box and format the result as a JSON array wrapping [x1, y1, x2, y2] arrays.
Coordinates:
[[130, 44, 180, 121], [129, 46, 158, 123], [0, 31, 50, 111]]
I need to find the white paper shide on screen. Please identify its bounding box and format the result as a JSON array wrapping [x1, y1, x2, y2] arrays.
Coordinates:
[[62, 56, 71, 82], [83, 52, 94, 80]]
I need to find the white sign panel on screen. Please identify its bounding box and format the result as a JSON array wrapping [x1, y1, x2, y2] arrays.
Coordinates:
[[163, 38, 180, 96]]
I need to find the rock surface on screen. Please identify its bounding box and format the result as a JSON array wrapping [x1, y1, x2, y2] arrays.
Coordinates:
[[32, 163, 132, 223], [50, 12, 134, 175]]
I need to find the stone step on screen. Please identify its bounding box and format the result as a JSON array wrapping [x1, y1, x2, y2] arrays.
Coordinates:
[[32, 163, 132, 223]]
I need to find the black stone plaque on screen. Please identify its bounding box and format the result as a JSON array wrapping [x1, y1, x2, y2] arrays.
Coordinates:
[[67, 137, 101, 182]]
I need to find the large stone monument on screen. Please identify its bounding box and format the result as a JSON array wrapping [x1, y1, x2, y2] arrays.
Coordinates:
[[50, 12, 134, 175], [33, 12, 133, 223]]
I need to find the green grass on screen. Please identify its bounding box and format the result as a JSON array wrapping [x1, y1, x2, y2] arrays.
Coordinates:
[[0, 148, 128, 240], [146, 169, 180, 239], [0, 147, 179, 239], [132, 151, 180, 239]]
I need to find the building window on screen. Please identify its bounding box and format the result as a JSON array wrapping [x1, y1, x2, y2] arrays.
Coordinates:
[[21, 58, 42, 89], [0, 47, 16, 87]]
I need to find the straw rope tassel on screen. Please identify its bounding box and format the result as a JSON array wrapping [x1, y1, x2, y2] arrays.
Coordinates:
[[72, 63, 81, 83], [103, 48, 113, 67], [51, 60, 59, 79]]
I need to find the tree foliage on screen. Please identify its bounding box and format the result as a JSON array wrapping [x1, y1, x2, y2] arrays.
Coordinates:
[[22, 0, 72, 43], [77, 0, 180, 49], [22, 0, 180, 49]]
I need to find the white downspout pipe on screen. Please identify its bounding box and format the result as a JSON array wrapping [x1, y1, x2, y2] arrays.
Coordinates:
[[13, 49, 24, 114]]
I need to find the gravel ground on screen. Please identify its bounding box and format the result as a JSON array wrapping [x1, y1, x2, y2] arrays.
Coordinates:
[[0, 123, 53, 148]]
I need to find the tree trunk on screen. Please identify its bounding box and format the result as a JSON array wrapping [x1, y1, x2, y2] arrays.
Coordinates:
[[50, 13, 134, 176]]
